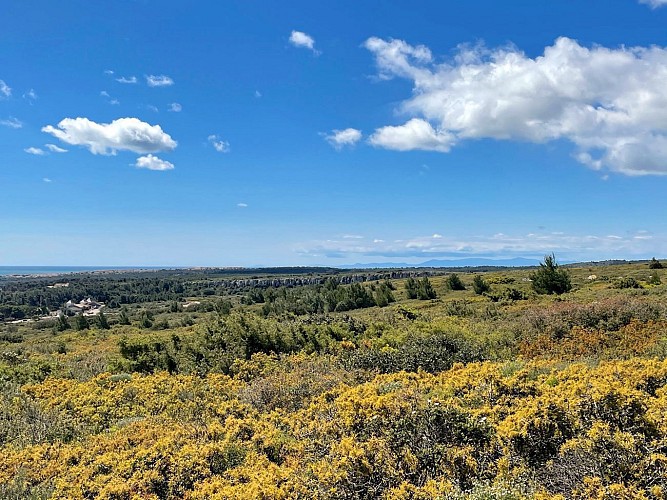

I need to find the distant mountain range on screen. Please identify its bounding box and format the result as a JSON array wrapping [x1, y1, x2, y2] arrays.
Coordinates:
[[341, 257, 544, 269]]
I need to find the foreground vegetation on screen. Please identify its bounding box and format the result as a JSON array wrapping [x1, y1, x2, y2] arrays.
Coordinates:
[[1, 259, 667, 499]]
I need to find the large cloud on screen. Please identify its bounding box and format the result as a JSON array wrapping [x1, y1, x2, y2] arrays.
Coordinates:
[[365, 36, 667, 175], [42, 117, 177, 155]]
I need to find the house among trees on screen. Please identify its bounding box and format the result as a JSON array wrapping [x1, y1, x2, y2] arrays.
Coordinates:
[[64, 298, 105, 316]]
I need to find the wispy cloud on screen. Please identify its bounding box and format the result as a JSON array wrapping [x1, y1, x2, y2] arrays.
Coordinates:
[[43, 117, 177, 155], [0, 80, 11, 98], [116, 76, 137, 84], [24, 147, 45, 155], [208, 134, 230, 153], [45, 143, 67, 153], [22, 88, 37, 103], [323, 128, 362, 149], [146, 74, 174, 87], [42, 177, 52, 183], [365, 36, 667, 175], [168, 102, 182, 112], [289, 30, 319, 54], [0, 117, 23, 129], [237, 203, 248, 208], [296, 230, 663, 261], [135, 154, 174, 171], [639, 0, 667, 8]]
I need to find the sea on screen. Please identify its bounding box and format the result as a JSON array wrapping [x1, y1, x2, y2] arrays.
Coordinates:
[[0, 266, 162, 276]]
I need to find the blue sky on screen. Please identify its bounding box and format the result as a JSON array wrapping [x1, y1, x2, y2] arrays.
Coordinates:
[[2, 0, 667, 266]]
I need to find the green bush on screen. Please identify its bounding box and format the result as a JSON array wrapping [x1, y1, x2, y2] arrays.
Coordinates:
[[613, 277, 643, 289], [649, 257, 664, 269], [472, 275, 490, 295]]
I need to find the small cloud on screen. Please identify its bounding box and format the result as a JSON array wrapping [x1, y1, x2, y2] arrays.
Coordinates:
[[0, 80, 11, 98], [116, 76, 137, 84], [373, 239, 385, 243], [0, 117, 23, 129], [254, 90, 262, 98], [45, 143, 67, 153], [42, 117, 177, 155], [43, 177, 52, 183], [168, 102, 182, 112], [237, 203, 248, 208], [100, 91, 119, 105], [343, 234, 364, 239], [323, 128, 362, 149], [289, 30, 319, 54], [22, 89, 37, 102], [24, 147, 45, 155], [146, 104, 159, 112], [146, 74, 174, 87], [135, 154, 174, 171], [432, 233, 443, 239], [104, 69, 114, 75], [208, 134, 230, 153]]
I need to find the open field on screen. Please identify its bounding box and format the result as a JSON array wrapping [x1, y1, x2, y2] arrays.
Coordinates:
[[2, 260, 667, 499]]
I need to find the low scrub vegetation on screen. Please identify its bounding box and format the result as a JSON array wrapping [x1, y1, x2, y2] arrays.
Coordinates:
[[1, 260, 667, 498]]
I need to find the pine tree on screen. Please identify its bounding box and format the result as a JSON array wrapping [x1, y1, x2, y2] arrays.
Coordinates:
[[530, 254, 572, 295]]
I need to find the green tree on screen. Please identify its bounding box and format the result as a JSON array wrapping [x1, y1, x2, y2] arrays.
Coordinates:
[[649, 257, 664, 269], [74, 313, 89, 331], [417, 277, 437, 300], [530, 254, 572, 295], [139, 310, 154, 329], [118, 307, 131, 325], [472, 275, 490, 295], [446, 273, 466, 291], [96, 311, 110, 330], [404, 278, 419, 299], [56, 313, 70, 332]]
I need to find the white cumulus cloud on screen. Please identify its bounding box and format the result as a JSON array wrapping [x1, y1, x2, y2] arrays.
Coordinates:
[[24, 147, 45, 155], [0, 117, 22, 129], [169, 102, 182, 112], [208, 134, 230, 153], [365, 36, 667, 175], [135, 154, 174, 171], [289, 31, 319, 54], [146, 75, 174, 87], [369, 119, 454, 152], [323, 128, 362, 149], [45, 143, 67, 153], [0, 80, 11, 98], [42, 117, 177, 155]]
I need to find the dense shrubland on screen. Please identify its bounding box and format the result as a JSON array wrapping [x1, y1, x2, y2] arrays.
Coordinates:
[[2, 260, 667, 498]]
